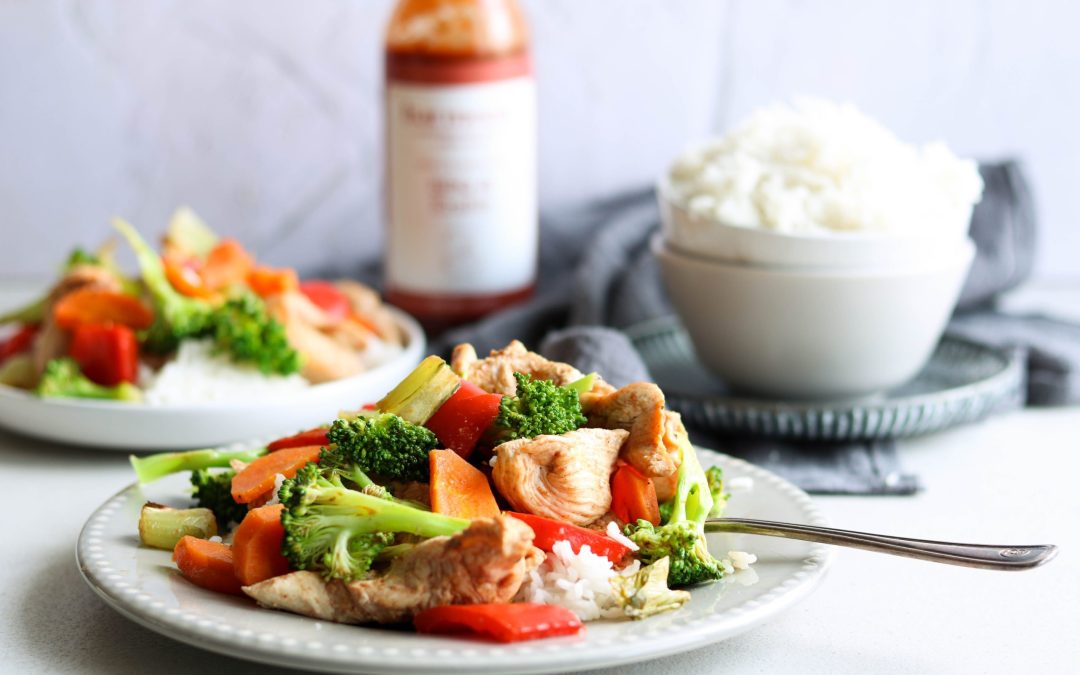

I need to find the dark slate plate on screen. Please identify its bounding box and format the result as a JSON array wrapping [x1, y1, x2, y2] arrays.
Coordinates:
[[627, 316, 1025, 441]]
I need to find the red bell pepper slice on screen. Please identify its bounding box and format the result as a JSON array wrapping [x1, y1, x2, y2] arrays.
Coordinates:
[[68, 323, 139, 386], [0, 324, 39, 364], [424, 380, 502, 459], [266, 427, 330, 453], [299, 280, 351, 322], [506, 512, 631, 564], [414, 603, 583, 643], [610, 463, 661, 526]]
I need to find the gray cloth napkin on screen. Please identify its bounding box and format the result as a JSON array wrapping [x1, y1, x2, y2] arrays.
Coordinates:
[[361, 160, 1071, 494]]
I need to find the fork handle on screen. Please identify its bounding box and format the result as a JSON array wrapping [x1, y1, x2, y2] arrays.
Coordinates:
[[705, 518, 1057, 571]]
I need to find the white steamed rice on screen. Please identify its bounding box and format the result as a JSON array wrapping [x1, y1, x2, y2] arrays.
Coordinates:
[[517, 540, 641, 621], [140, 339, 310, 405], [519, 535, 759, 621], [668, 98, 984, 237], [265, 473, 288, 506]]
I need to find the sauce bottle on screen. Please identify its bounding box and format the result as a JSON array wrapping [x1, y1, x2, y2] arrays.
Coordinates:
[[383, 0, 537, 330]]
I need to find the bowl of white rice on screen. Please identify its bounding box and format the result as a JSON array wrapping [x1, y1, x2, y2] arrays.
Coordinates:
[[654, 99, 981, 398], [659, 99, 984, 270]]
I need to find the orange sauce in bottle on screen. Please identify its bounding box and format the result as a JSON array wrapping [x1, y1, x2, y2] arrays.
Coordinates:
[[383, 0, 537, 331]]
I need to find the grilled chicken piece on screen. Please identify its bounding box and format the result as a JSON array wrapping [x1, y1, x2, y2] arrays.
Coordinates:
[[579, 379, 618, 412], [493, 428, 628, 526], [264, 291, 365, 383], [451, 340, 584, 396], [327, 317, 373, 352], [31, 321, 71, 376], [388, 480, 431, 508], [45, 264, 121, 304], [335, 280, 402, 345], [32, 265, 123, 375], [585, 511, 621, 533], [244, 516, 536, 624], [265, 291, 336, 330], [652, 411, 689, 502], [586, 382, 678, 478]]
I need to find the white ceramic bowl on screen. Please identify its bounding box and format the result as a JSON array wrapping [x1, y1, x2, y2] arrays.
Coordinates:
[[653, 234, 976, 399], [657, 179, 973, 270]]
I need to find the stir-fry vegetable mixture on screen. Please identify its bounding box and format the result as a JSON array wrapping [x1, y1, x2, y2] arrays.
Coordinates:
[[131, 340, 745, 643], [0, 208, 402, 400]]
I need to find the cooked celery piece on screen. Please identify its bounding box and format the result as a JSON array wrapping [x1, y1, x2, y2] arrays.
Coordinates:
[[0, 297, 45, 326], [129, 446, 266, 484], [165, 207, 219, 258], [377, 355, 445, 411], [377, 355, 461, 424], [92, 239, 142, 297], [566, 372, 596, 395], [0, 354, 35, 389], [138, 503, 218, 550], [611, 557, 691, 619]]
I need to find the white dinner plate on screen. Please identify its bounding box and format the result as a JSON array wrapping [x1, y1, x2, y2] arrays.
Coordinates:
[[77, 447, 831, 674], [0, 308, 424, 451]]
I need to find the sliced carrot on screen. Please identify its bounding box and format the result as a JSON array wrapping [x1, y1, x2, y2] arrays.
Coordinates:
[[202, 238, 254, 291], [429, 449, 500, 519], [230, 444, 322, 504], [163, 255, 214, 299], [53, 289, 154, 331], [611, 463, 661, 526], [247, 266, 299, 297], [232, 504, 291, 586], [172, 535, 244, 596]]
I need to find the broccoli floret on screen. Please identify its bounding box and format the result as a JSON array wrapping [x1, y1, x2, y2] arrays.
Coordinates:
[[191, 469, 247, 528], [36, 358, 142, 402], [210, 294, 300, 375], [658, 497, 673, 525], [317, 444, 378, 490], [491, 372, 587, 442], [705, 465, 729, 518], [130, 445, 267, 483], [279, 463, 468, 581], [114, 218, 300, 374], [623, 520, 722, 587], [63, 247, 101, 270], [318, 444, 429, 508], [113, 218, 214, 354], [326, 413, 438, 483], [625, 439, 723, 587]]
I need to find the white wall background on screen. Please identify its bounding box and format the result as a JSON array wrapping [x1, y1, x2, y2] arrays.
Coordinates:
[[0, 0, 1076, 280]]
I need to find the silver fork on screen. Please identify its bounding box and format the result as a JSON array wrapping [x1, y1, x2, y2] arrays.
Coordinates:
[[705, 518, 1058, 570]]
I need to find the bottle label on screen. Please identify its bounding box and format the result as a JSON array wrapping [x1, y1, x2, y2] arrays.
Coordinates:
[[386, 76, 537, 296]]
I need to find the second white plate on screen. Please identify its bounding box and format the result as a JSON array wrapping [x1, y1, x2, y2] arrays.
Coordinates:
[[77, 447, 831, 674], [0, 308, 424, 450]]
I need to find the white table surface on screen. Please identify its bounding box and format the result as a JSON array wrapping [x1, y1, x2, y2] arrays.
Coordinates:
[[1, 283, 1078, 675]]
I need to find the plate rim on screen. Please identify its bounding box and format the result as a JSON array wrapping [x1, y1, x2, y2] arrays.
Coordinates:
[[628, 315, 1024, 440], [76, 447, 832, 675]]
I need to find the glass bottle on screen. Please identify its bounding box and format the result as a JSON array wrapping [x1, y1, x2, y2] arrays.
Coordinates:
[[384, 0, 537, 330]]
